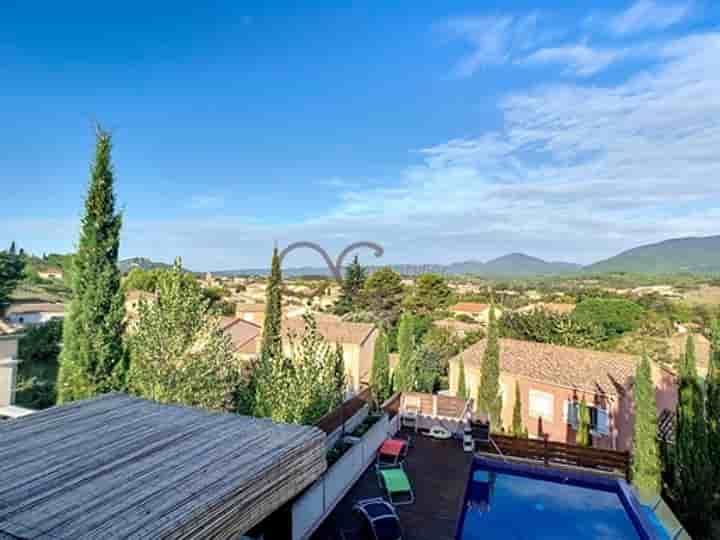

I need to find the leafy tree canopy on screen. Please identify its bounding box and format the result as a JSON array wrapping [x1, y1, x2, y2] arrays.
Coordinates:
[[403, 273, 453, 315], [358, 267, 404, 328], [573, 298, 645, 338], [254, 313, 345, 424], [0, 244, 25, 309], [16, 319, 63, 409], [128, 260, 241, 412]]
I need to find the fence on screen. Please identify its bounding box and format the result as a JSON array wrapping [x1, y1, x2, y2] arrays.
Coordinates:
[[476, 431, 631, 478], [291, 412, 397, 540], [381, 392, 401, 419], [314, 388, 372, 434]]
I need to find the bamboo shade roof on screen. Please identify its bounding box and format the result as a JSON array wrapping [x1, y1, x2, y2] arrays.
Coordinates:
[[0, 393, 326, 539]]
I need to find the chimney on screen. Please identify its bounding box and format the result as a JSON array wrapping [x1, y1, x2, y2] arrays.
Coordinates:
[[0, 337, 20, 407]]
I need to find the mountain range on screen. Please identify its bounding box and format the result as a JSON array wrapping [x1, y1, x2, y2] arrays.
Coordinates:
[[124, 234, 720, 277]]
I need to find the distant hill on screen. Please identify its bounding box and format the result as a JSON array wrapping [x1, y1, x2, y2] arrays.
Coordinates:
[[211, 254, 580, 278], [585, 235, 720, 274], [158, 234, 720, 278], [118, 257, 175, 274], [482, 253, 582, 276]]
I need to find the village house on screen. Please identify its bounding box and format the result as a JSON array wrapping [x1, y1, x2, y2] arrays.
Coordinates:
[[244, 282, 268, 302], [433, 318, 481, 338], [234, 302, 306, 327], [448, 302, 501, 324], [0, 336, 34, 419], [283, 317, 378, 394], [516, 302, 576, 315], [449, 338, 677, 451], [235, 302, 268, 325], [448, 281, 484, 295], [37, 267, 63, 280], [3, 302, 65, 328], [221, 311, 378, 394], [221, 317, 262, 363]]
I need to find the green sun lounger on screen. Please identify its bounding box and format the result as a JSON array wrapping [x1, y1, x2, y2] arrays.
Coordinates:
[[377, 467, 415, 506]]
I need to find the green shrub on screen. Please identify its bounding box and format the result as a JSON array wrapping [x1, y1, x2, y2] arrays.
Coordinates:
[[573, 298, 645, 338]]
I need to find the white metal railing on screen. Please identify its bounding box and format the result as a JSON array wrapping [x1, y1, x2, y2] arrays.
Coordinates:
[[292, 413, 393, 540]]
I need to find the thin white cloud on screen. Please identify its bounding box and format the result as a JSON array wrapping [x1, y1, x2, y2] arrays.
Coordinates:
[[521, 43, 628, 76], [310, 31, 720, 264], [7, 24, 719, 271], [113, 30, 720, 269], [610, 0, 692, 35], [442, 13, 545, 77]]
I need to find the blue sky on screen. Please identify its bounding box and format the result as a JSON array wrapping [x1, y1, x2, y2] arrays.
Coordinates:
[[2, 0, 719, 270]]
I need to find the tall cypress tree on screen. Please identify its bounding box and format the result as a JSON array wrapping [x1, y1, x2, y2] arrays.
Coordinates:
[[632, 353, 661, 496], [334, 255, 366, 315], [674, 334, 712, 536], [478, 304, 502, 429], [57, 128, 126, 402], [457, 357, 468, 399], [370, 328, 391, 405], [0, 245, 25, 310], [577, 396, 591, 447], [511, 381, 526, 437], [260, 247, 283, 360], [394, 313, 416, 392], [707, 321, 720, 490], [254, 248, 283, 418]]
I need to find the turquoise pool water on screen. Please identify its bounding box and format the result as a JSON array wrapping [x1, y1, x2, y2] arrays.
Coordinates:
[[457, 469, 657, 540]]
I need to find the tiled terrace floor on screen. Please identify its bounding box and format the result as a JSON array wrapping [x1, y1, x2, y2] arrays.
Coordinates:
[[312, 429, 473, 540]]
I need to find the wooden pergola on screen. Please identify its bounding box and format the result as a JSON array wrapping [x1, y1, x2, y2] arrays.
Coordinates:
[[0, 393, 326, 539]]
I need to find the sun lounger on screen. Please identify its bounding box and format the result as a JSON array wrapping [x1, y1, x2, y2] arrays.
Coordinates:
[[352, 498, 403, 540], [377, 466, 414, 506], [377, 438, 409, 468]]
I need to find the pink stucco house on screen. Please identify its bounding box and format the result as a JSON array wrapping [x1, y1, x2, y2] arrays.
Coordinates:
[[449, 338, 677, 451]]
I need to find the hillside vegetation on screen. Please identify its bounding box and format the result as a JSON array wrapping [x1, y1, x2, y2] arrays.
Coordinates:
[[587, 235, 720, 274]]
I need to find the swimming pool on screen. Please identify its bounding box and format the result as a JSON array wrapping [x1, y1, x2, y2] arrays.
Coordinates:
[[455, 456, 671, 540]]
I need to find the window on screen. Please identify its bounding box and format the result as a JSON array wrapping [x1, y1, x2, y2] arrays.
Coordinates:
[[528, 390, 554, 421], [563, 400, 610, 436]]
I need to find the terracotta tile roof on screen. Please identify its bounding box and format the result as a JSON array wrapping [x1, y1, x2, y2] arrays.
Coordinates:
[[221, 318, 261, 354], [449, 302, 489, 314], [283, 317, 376, 346], [451, 338, 638, 396]]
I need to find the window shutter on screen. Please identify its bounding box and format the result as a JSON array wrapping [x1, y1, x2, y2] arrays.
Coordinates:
[[595, 408, 609, 435], [565, 400, 579, 429]]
